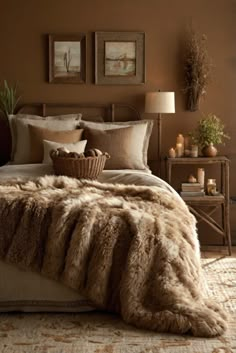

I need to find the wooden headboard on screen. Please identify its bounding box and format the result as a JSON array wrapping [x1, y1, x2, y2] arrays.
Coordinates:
[[0, 102, 142, 165], [16, 102, 141, 122]]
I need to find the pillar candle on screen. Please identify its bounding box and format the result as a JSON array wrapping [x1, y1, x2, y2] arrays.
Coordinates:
[[197, 168, 205, 189], [190, 145, 198, 157], [176, 134, 184, 145], [176, 134, 184, 156], [176, 143, 183, 157], [168, 147, 176, 158]]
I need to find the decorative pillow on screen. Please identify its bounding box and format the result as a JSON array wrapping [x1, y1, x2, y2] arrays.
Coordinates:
[[28, 125, 84, 163], [80, 119, 153, 170], [43, 139, 87, 164], [9, 113, 82, 164], [83, 126, 148, 170]]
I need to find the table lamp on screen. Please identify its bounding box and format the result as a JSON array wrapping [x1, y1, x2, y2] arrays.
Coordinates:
[[145, 91, 175, 176]]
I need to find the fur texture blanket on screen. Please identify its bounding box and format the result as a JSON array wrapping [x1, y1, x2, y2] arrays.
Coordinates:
[[0, 176, 227, 337]]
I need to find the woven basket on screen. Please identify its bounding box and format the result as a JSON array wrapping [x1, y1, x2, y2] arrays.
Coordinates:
[[51, 153, 110, 180]]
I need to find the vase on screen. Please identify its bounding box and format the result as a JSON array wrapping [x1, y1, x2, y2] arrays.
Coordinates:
[[187, 88, 200, 111], [202, 143, 218, 157]]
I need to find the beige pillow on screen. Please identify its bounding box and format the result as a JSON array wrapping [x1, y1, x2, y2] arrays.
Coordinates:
[[43, 139, 87, 164], [80, 119, 153, 169], [28, 125, 84, 163], [10, 113, 81, 164], [84, 126, 148, 170]]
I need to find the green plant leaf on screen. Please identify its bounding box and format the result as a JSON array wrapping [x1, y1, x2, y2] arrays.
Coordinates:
[[0, 80, 20, 118], [189, 113, 230, 148]]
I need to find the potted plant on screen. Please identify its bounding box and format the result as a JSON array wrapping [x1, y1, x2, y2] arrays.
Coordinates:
[[0, 80, 20, 120], [190, 113, 230, 157]]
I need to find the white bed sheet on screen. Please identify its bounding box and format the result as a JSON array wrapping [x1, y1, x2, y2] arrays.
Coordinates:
[[0, 163, 180, 198], [0, 163, 182, 312]]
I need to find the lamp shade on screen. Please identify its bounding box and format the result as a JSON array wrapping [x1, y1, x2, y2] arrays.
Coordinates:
[[145, 91, 175, 114]]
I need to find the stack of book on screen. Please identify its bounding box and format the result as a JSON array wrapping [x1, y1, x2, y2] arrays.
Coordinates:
[[180, 182, 205, 197]]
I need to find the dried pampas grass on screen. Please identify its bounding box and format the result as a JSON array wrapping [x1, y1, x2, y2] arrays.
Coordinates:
[[183, 26, 212, 111]]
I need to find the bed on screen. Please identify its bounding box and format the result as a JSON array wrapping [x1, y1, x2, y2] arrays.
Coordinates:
[[0, 164, 176, 312], [0, 102, 171, 311], [0, 103, 227, 337]]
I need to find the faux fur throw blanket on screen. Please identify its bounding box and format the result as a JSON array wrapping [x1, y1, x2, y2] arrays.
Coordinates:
[[0, 176, 227, 337]]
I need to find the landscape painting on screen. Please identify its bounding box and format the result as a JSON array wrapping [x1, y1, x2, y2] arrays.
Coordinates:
[[95, 31, 145, 85], [54, 41, 81, 78], [49, 34, 86, 83], [105, 41, 136, 77]]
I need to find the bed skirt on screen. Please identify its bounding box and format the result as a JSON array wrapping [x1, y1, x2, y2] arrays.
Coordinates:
[[0, 260, 94, 312]]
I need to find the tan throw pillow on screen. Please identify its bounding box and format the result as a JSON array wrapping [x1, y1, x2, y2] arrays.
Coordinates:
[[29, 125, 84, 163], [84, 126, 147, 170], [43, 139, 87, 164], [11, 114, 81, 164], [80, 119, 153, 170]]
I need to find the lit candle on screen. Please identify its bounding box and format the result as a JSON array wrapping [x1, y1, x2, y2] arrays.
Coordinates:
[[197, 168, 205, 189], [176, 134, 184, 156], [207, 179, 216, 195], [176, 134, 184, 145], [169, 147, 176, 158], [176, 143, 183, 157]]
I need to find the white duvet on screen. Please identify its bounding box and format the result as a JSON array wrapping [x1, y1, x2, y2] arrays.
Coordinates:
[[0, 163, 179, 197]]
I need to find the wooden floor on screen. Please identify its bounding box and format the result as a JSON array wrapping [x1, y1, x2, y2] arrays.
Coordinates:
[[201, 245, 236, 257]]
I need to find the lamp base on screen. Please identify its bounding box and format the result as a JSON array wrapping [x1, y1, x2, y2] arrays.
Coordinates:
[[157, 113, 162, 177]]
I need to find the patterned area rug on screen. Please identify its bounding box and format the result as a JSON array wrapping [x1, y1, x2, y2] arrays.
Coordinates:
[[0, 256, 235, 353]]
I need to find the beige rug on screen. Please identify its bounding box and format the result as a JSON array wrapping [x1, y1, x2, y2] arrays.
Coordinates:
[[0, 256, 235, 353]]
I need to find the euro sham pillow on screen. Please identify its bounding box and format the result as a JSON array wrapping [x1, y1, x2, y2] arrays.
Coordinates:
[[43, 139, 87, 164], [83, 126, 148, 170], [9, 113, 82, 164], [28, 125, 84, 163], [80, 119, 153, 170]]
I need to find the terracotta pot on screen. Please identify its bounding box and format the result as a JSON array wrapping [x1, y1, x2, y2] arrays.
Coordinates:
[[202, 143, 218, 157]]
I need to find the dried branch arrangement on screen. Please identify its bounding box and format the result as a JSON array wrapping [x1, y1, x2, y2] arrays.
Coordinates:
[[183, 27, 211, 111]]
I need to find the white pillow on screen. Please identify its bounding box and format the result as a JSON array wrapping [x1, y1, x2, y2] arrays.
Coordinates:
[[79, 120, 153, 170], [10, 114, 81, 164], [43, 139, 87, 164]]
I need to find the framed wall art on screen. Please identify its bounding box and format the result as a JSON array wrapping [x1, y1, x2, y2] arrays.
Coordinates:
[[49, 34, 86, 83], [95, 31, 145, 85]]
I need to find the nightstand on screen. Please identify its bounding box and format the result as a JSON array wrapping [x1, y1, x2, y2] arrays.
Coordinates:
[[165, 156, 232, 255]]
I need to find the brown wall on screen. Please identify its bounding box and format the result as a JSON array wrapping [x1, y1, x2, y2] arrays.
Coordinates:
[[0, 0, 236, 243]]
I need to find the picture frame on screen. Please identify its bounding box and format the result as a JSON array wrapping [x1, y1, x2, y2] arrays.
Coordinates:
[[49, 34, 86, 84], [95, 31, 145, 85]]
